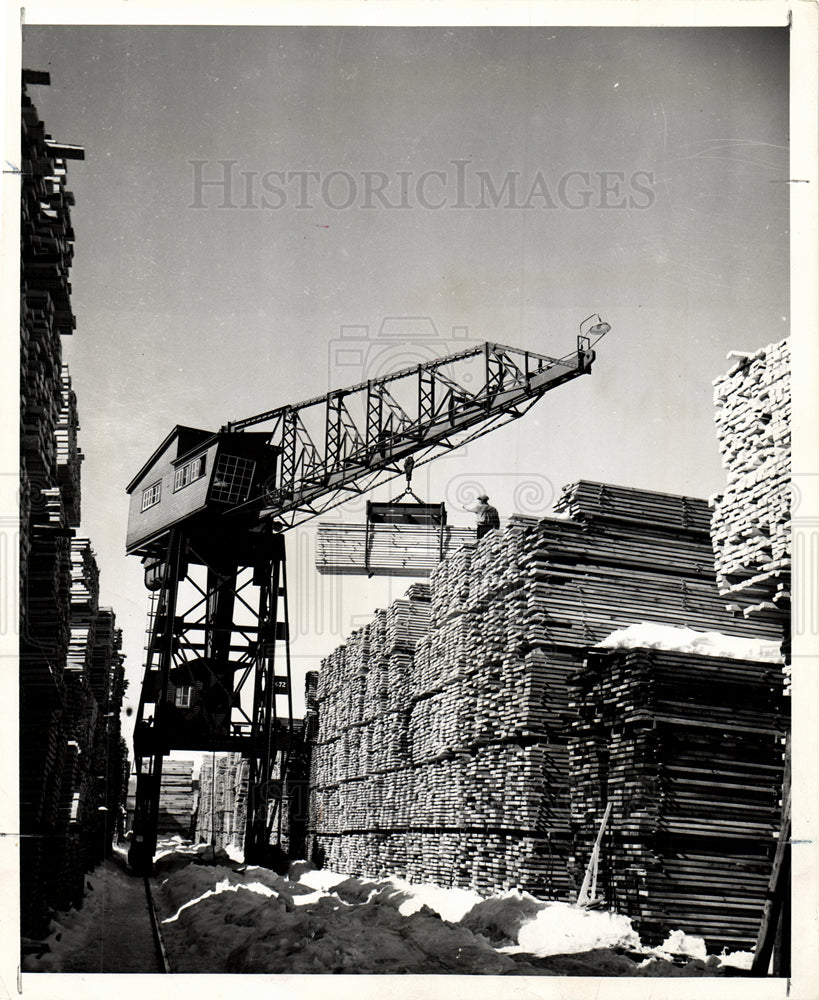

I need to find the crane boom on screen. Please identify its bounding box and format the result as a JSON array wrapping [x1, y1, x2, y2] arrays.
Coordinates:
[[226, 339, 598, 530]]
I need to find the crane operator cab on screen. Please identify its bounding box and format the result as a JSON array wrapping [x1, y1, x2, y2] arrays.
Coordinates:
[[125, 425, 280, 566]]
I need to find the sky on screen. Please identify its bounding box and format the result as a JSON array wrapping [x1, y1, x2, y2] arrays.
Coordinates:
[[19, 23, 789, 731]]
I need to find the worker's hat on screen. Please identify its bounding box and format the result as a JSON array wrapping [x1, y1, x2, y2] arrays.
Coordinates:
[[477, 494, 489, 502]]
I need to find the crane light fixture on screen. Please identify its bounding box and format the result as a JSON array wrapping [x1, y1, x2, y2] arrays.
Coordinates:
[[577, 314, 612, 355]]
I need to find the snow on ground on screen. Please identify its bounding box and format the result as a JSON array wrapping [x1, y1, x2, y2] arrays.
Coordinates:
[[596, 622, 783, 662], [24, 843, 756, 977], [154, 834, 206, 861], [147, 849, 750, 975], [507, 898, 640, 956], [718, 949, 755, 971], [22, 853, 162, 973]]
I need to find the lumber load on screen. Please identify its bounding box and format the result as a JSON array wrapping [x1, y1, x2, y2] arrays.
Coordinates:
[[315, 522, 475, 576], [710, 340, 790, 621], [309, 481, 785, 904], [570, 644, 787, 951]]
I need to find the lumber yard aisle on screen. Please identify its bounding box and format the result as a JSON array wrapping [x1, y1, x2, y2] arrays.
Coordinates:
[[307, 480, 787, 950]]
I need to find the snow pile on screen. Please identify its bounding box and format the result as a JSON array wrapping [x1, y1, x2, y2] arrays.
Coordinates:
[[154, 835, 206, 861], [151, 858, 650, 973], [224, 842, 245, 863], [296, 866, 352, 892], [153, 861, 518, 974], [152, 858, 757, 975], [455, 889, 640, 956], [292, 872, 638, 956], [719, 949, 755, 970], [651, 929, 708, 962], [162, 876, 277, 923], [314, 872, 485, 924], [515, 899, 640, 956], [24, 849, 755, 977], [23, 864, 121, 972], [596, 622, 783, 662]]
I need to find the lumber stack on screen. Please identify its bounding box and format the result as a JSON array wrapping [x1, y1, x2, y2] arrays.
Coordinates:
[[310, 481, 783, 904], [20, 73, 80, 935], [710, 340, 790, 622], [88, 608, 121, 702], [570, 646, 787, 951], [20, 76, 129, 938], [316, 522, 475, 577], [25, 487, 73, 676], [55, 367, 82, 526], [157, 759, 196, 836], [194, 754, 241, 845], [66, 539, 99, 674], [192, 740, 311, 855]]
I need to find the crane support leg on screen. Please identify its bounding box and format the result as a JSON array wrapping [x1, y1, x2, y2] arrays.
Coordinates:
[[245, 533, 292, 872], [129, 529, 184, 873]]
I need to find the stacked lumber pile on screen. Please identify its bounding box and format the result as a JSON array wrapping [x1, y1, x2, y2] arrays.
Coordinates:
[[19, 75, 128, 938], [310, 482, 783, 902], [157, 760, 196, 836], [88, 608, 121, 702], [711, 340, 790, 623], [66, 539, 99, 673], [570, 645, 787, 951], [316, 521, 475, 577], [195, 754, 242, 846], [86, 608, 128, 858], [193, 738, 311, 855], [24, 487, 73, 674], [20, 74, 81, 934], [20, 81, 80, 550], [56, 366, 82, 526]]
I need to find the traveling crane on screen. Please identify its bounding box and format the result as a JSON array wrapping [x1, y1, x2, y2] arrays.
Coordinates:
[[124, 318, 610, 873]]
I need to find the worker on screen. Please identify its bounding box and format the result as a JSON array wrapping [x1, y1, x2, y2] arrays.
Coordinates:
[[464, 493, 500, 539]]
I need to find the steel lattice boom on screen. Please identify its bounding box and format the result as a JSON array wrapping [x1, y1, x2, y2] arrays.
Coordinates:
[[226, 341, 596, 530]]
